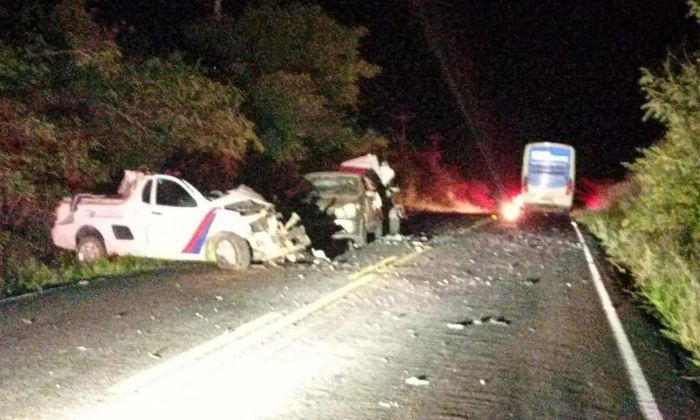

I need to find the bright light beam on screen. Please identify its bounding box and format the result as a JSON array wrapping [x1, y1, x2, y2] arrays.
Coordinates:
[[500, 201, 521, 222]]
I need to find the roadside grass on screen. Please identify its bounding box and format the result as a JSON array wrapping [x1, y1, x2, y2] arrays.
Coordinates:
[[1, 253, 190, 299], [576, 206, 700, 367]]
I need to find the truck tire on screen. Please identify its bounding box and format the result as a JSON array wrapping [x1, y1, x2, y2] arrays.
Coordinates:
[[77, 235, 106, 263], [212, 233, 251, 270]]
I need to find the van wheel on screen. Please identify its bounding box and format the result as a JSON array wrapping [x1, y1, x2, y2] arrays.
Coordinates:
[[77, 236, 106, 263], [212, 233, 251, 270]]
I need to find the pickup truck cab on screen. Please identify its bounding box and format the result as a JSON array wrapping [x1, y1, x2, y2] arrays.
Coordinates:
[[52, 171, 310, 269]]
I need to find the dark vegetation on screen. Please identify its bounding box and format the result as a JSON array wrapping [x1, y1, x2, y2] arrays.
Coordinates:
[[577, 0, 700, 365], [0, 0, 386, 296]]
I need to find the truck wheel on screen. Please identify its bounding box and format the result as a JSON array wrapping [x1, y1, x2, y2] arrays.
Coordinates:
[[212, 233, 251, 270], [77, 235, 106, 263]]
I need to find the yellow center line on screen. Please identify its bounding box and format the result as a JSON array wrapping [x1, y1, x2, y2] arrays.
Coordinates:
[[347, 255, 398, 280], [457, 216, 494, 234], [108, 248, 425, 399]]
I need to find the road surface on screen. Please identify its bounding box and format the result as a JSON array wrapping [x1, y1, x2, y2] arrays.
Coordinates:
[[1, 213, 697, 419]]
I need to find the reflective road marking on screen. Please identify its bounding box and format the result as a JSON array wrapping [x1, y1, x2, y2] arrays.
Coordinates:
[[572, 221, 663, 420], [106, 249, 425, 399], [457, 216, 494, 234]]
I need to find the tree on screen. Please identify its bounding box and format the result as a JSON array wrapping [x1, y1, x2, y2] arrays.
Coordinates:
[[249, 71, 354, 162], [231, 2, 378, 107], [186, 1, 384, 168], [0, 0, 260, 293], [583, 0, 700, 362]]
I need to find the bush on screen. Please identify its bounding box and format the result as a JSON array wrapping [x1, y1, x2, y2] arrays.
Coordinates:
[[577, 12, 700, 362], [577, 162, 700, 363]]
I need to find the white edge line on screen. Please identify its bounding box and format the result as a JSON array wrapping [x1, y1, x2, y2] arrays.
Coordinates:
[[571, 221, 663, 420]]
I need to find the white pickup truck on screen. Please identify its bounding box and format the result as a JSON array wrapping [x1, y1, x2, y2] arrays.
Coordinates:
[[52, 171, 310, 269]]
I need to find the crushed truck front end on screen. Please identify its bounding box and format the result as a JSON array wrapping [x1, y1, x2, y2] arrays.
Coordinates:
[[244, 208, 310, 261], [214, 191, 311, 262]]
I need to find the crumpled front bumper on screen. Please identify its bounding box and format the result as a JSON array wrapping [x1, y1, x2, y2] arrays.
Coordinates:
[[249, 212, 311, 261]]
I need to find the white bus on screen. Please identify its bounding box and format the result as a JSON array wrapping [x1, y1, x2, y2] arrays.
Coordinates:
[[521, 142, 575, 212]]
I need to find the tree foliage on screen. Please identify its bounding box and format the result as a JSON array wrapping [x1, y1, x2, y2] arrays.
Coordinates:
[[580, 0, 700, 363], [637, 23, 700, 263], [229, 2, 378, 107], [187, 1, 384, 169], [250, 71, 355, 162]]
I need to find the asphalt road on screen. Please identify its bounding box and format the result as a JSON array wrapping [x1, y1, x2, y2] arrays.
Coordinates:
[[0, 213, 698, 419]]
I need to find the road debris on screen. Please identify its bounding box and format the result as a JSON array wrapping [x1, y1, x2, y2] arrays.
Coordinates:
[[524, 277, 540, 285], [311, 248, 331, 262], [405, 375, 430, 386], [448, 316, 512, 328], [148, 347, 167, 359]]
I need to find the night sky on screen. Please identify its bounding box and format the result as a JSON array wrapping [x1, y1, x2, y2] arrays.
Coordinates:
[[318, 0, 700, 183], [93, 0, 700, 185]]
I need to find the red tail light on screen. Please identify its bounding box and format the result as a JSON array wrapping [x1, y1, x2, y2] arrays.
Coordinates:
[[566, 179, 573, 194], [522, 176, 528, 193]]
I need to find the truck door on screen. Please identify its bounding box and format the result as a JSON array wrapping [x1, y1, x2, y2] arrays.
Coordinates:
[[145, 177, 208, 259]]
